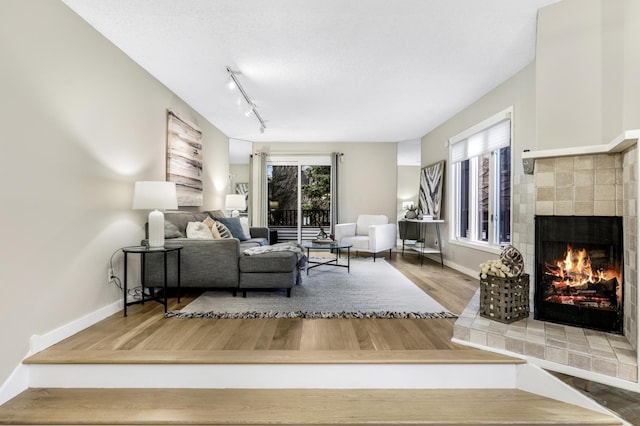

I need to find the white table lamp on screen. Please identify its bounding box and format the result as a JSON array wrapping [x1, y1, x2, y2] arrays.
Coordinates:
[[132, 181, 178, 248], [225, 193, 246, 217]]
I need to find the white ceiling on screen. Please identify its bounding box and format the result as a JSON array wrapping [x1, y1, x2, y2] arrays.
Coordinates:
[[62, 0, 558, 143]]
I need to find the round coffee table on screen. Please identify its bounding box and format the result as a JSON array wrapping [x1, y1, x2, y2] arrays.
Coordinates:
[[301, 241, 353, 275]]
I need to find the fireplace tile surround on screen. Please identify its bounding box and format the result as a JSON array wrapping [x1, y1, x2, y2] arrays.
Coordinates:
[[454, 145, 638, 383]]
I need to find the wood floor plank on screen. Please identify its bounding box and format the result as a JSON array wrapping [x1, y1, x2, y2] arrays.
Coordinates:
[[353, 318, 393, 350], [268, 318, 303, 350], [299, 318, 321, 350], [373, 319, 415, 350], [221, 319, 269, 350], [337, 319, 361, 350], [0, 388, 621, 425], [189, 320, 231, 350], [199, 319, 245, 350], [252, 318, 281, 350]]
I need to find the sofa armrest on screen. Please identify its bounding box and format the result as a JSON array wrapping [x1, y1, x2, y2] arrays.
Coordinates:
[[335, 223, 356, 241], [369, 223, 397, 252], [249, 227, 269, 240]]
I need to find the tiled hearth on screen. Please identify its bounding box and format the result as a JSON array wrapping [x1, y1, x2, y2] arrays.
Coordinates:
[[454, 290, 638, 382], [454, 145, 638, 384]]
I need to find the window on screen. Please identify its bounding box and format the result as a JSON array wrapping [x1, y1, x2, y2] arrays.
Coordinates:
[[450, 109, 512, 249]]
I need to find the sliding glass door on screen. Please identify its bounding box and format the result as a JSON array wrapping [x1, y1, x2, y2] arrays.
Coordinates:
[[267, 156, 332, 242]]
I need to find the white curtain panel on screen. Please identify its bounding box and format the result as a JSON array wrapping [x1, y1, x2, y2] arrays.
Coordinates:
[[330, 152, 340, 235], [249, 152, 268, 227]]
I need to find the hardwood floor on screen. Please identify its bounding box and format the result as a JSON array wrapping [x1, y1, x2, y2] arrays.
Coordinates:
[[2, 251, 626, 425], [0, 388, 621, 426], [28, 252, 485, 362]]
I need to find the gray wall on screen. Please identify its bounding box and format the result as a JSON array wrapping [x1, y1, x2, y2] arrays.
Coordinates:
[[420, 62, 537, 275], [536, 0, 640, 149], [0, 0, 230, 386]]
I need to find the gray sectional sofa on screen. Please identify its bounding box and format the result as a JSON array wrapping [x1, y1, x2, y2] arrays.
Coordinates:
[[142, 211, 301, 297]]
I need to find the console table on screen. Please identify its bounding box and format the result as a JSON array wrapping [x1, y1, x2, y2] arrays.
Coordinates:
[[121, 244, 182, 317], [400, 219, 444, 267]]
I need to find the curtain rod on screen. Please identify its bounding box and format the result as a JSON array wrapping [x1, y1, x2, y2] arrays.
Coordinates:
[[254, 152, 343, 156]]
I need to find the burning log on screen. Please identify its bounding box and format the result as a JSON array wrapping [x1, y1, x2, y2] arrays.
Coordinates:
[[598, 277, 618, 293]]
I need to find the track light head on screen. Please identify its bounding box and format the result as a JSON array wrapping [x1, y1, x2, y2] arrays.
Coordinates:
[[226, 65, 266, 134]]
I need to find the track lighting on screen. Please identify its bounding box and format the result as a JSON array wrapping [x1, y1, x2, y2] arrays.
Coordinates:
[[226, 66, 266, 134]]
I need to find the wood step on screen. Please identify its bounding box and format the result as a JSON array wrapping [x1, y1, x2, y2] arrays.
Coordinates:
[[0, 388, 621, 425], [23, 349, 525, 365]]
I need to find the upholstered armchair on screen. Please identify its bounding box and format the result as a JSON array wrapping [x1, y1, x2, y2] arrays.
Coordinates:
[[335, 215, 396, 261]]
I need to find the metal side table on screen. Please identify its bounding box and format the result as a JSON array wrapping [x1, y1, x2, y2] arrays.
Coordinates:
[[121, 244, 182, 317], [402, 219, 444, 267]]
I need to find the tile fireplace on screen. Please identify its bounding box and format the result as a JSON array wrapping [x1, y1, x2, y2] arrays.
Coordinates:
[[454, 144, 638, 384]]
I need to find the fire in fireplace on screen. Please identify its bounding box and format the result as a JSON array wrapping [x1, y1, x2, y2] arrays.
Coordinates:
[[535, 216, 623, 334]]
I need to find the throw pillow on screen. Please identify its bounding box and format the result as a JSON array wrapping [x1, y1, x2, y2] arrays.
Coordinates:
[[214, 221, 233, 239], [216, 217, 248, 241], [164, 220, 184, 238], [202, 216, 222, 239], [239, 216, 251, 239], [186, 221, 214, 239]]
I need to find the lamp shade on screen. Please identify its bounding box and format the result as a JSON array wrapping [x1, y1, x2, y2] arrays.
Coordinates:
[[132, 181, 178, 210], [225, 194, 246, 211], [132, 181, 178, 248]]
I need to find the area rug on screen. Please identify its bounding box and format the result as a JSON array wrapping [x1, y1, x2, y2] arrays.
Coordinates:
[[166, 258, 456, 319]]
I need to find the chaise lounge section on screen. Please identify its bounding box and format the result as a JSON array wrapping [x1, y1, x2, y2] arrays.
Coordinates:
[[142, 211, 301, 297]]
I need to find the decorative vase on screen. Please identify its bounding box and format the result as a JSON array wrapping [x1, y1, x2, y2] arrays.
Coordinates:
[[317, 227, 328, 239], [405, 209, 417, 219]]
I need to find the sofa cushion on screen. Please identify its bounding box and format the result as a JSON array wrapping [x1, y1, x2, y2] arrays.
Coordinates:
[[205, 210, 226, 219], [186, 221, 214, 239], [216, 217, 248, 241], [239, 251, 297, 273], [239, 238, 268, 250], [164, 220, 184, 238], [164, 212, 209, 235], [341, 235, 370, 250]]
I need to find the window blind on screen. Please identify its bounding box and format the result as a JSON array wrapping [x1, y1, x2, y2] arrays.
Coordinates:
[[451, 119, 511, 163]]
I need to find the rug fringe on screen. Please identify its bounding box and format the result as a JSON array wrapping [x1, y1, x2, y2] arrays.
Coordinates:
[[165, 310, 458, 319]]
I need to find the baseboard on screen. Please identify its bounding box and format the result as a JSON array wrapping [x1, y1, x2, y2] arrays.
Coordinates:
[[0, 362, 29, 406], [29, 299, 123, 354], [415, 254, 477, 279], [0, 299, 123, 405]]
